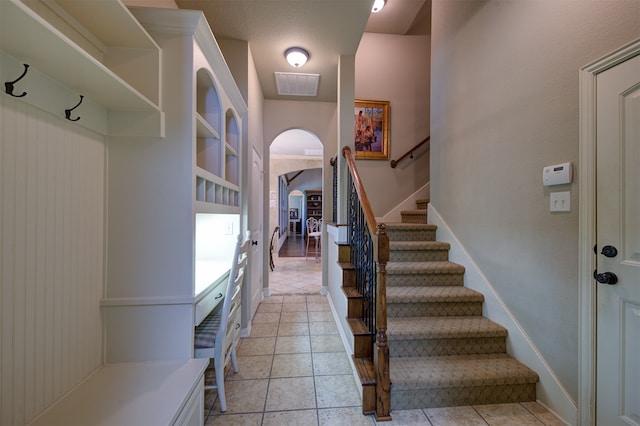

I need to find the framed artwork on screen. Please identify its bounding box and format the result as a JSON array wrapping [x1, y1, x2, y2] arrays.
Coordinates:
[[354, 99, 390, 160], [289, 208, 299, 220]]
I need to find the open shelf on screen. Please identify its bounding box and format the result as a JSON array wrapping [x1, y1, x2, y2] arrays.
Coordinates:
[[196, 69, 222, 136], [0, 0, 160, 111], [306, 190, 323, 222], [196, 113, 221, 139]]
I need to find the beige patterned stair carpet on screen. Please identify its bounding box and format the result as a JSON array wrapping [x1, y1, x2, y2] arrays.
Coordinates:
[[384, 200, 539, 410]]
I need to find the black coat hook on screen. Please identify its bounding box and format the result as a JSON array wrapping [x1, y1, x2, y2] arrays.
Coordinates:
[[5, 64, 30, 98], [65, 95, 84, 121]]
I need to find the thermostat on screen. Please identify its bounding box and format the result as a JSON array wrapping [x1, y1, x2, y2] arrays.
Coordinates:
[[543, 162, 572, 186]]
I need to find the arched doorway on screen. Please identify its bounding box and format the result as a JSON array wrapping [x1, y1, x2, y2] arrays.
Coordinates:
[[267, 129, 324, 294]]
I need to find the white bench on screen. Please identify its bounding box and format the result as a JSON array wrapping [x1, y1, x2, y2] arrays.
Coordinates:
[[29, 360, 208, 426]]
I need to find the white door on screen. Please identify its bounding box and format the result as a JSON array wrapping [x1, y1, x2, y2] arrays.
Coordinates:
[[596, 52, 640, 426], [243, 147, 264, 335]]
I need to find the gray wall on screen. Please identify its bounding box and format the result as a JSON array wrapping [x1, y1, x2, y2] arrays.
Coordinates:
[[430, 0, 639, 401], [355, 32, 431, 216]]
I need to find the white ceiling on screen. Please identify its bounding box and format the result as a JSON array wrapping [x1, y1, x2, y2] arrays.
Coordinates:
[[173, 0, 430, 156], [175, 0, 431, 102]]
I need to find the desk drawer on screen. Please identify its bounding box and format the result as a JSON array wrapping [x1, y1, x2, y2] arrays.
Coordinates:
[[194, 276, 227, 326]]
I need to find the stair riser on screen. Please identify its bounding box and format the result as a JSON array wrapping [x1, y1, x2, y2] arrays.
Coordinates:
[[391, 384, 536, 410], [400, 214, 428, 224], [388, 337, 506, 357], [347, 298, 363, 318], [387, 273, 465, 287], [387, 302, 483, 317], [389, 250, 449, 262], [354, 335, 373, 358], [387, 229, 436, 241]]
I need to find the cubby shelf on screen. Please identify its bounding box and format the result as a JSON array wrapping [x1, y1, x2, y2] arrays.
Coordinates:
[[195, 167, 240, 209]]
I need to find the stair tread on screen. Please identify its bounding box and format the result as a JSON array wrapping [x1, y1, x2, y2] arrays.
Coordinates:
[[353, 357, 376, 386], [389, 241, 450, 251], [343, 287, 361, 298], [390, 354, 539, 390], [348, 318, 372, 336], [387, 286, 484, 303], [388, 316, 507, 339], [387, 261, 465, 274], [338, 261, 354, 270]]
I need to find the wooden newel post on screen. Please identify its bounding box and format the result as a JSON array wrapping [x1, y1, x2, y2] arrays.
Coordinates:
[[375, 223, 391, 421]]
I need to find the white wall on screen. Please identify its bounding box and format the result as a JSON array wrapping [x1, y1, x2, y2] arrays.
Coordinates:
[[355, 32, 431, 216], [0, 96, 104, 425], [430, 0, 639, 403]]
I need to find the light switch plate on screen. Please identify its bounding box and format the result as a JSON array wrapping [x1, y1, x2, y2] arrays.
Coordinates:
[[224, 222, 233, 235], [550, 191, 571, 212]]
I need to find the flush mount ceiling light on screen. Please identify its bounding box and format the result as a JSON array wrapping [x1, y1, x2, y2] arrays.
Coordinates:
[[285, 47, 309, 67], [371, 0, 386, 13]]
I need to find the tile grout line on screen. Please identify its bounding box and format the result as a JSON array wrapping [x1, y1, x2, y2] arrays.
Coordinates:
[[259, 304, 279, 425]]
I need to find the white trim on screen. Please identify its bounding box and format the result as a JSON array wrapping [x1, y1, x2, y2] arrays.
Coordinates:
[[578, 38, 640, 426], [100, 296, 195, 306], [428, 204, 576, 425], [380, 182, 430, 223], [326, 289, 363, 399]]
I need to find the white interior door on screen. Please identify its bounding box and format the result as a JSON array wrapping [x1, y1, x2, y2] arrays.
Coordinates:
[[243, 147, 264, 336], [596, 52, 640, 426]]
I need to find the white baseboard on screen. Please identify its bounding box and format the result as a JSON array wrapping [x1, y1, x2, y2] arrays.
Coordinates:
[[381, 182, 430, 223], [326, 290, 363, 399], [428, 204, 576, 426]]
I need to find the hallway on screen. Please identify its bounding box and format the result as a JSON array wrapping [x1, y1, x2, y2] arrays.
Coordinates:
[[203, 256, 564, 425]]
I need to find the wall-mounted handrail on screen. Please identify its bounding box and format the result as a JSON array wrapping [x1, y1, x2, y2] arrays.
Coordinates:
[[389, 136, 430, 168]]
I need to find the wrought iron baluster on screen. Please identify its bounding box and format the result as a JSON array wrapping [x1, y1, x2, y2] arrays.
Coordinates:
[[346, 171, 377, 337]]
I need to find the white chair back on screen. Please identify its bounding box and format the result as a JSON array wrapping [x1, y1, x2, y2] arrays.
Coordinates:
[[306, 216, 319, 233]]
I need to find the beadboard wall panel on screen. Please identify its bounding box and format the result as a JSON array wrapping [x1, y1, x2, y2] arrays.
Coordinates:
[[1, 96, 104, 425]]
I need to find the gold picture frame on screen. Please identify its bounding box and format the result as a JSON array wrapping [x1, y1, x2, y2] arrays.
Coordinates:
[[354, 99, 390, 160]]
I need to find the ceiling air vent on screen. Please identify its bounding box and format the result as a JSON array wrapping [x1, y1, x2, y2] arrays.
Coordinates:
[[275, 72, 320, 96]]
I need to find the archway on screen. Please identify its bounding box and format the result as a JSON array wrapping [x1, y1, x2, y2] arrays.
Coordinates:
[[267, 128, 324, 294]]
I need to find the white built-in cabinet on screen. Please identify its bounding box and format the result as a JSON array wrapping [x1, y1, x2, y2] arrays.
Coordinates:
[[102, 4, 247, 364], [1, 1, 244, 424]]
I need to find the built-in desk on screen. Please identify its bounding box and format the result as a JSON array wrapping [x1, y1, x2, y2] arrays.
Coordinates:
[[29, 360, 208, 426]]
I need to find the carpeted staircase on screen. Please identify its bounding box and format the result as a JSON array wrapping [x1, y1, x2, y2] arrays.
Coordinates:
[[349, 198, 540, 412]]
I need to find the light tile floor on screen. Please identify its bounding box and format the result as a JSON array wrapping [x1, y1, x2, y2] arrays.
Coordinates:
[[203, 256, 565, 425], [268, 255, 322, 295]]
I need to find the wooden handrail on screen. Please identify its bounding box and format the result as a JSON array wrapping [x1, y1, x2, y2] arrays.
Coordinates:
[[342, 146, 377, 232], [389, 136, 430, 168], [342, 145, 391, 421]]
